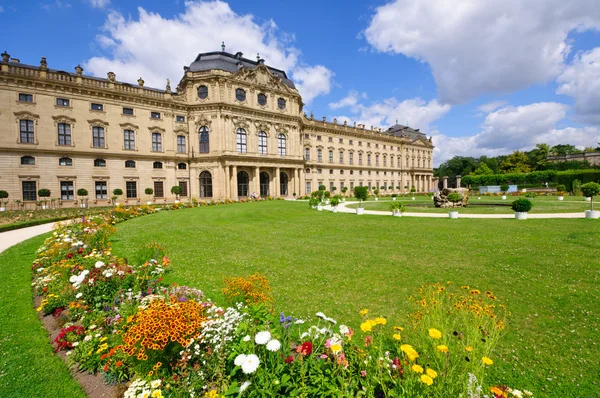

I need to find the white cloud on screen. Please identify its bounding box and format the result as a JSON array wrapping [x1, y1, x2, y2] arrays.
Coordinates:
[[432, 102, 600, 165], [477, 100, 507, 114], [328, 90, 366, 110], [556, 47, 600, 125], [87, 0, 110, 9], [365, 0, 600, 104], [83, 1, 333, 103], [0, 6, 4, 12], [41, 0, 71, 11]]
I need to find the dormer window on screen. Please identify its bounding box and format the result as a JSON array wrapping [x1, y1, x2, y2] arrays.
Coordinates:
[[151, 112, 161, 119], [257, 93, 267, 106], [91, 103, 103, 111], [236, 88, 246, 102], [197, 85, 208, 99], [278, 97, 286, 110]]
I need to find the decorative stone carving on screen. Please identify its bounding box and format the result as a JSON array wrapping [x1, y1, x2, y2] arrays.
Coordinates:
[[75, 65, 84, 76], [434, 188, 469, 208], [40, 57, 48, 71], [166, 79, 171, 92], [107, 72, 116, 82], [195, 114, 212, 127], [137, 77, 144, 87]]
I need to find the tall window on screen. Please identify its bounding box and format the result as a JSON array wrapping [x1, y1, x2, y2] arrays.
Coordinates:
[[368, 154, 371, 166], [329, 151, 334, 163], [383, 156, 387, 167], [406, 156, 409, 167], [59, 157, 72, 166], [317, 149, 323, 162], [359, 153, 363, 165], [236, 128, 247, 153], [277, 133, 286, 156], [153, 181, 164, 198], [58, 123, 71, 145], [95, 181, 107, 199], [305, 182, 311, 195], [390, 157, 394, 168], [152, 132, 162, 152], [21, 156, 35, 165], [260, 172, 269, 196], [349, 152, 354, 165], [20, 120, 34, 143], [177, 135, 186, 153], [199, 126, 209, 153], [237, 171, 249, 197], [124, 130, 135, 150], [339, 151, 344, 164], [199, 171, 212, 197], [60, 181, 74, 200], [126, 181, 137, 198], [22, 181, 37, 201], [304, 148, 310, 161], [376, 155, 379, 166], [92, 126, 105, 148], [280, 172, 288, 196], [179, 181, 188, 197], [258, 131, 267, 154]]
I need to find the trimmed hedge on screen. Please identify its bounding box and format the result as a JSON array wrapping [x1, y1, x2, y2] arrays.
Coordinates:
[[0, 216, 73, 233], [463, 170, 600, 192]]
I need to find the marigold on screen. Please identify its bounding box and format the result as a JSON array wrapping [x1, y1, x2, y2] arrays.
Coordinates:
[[482, 356, 493, 365], [411, 364, 424, 373], [420, 374, 434, 386], [426, 368, 437, 378], [490, 387, 507, 397], [436, 345, 448, 353], [465, 346, 473, 352], [392, 334, 401, 341], [374, 317, 387, 325], [400, 344, 419, 361], [428, 328, 442, 339], [360, 309, 369, 316]]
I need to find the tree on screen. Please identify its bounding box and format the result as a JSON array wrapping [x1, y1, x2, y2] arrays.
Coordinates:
[[499, 151, 531, 174], [549, 144, 581, 156], [472, 163, 493, 175], [581, 182, 600, 211], [353, 186, 368, 208], [527, 143, 549, 171], [171, 185, 182, 200]]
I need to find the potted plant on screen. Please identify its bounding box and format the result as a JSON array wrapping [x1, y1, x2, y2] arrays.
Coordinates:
[[330, 195, 340, 213], [76, 188, 88, 208], [380, 185, 385, 193], [113, 188, 123, 206], [145, 187, 154, 205], [37, 188, 51, 209], [324, 190, 331, 205], [331, 186, 337, 196], [171, 185, 182, 203], [447, 192, 462, 219], [388, 185, 393, 192], [373, 189, 379, 201], [556, 184, 566, 201], [391, 193, 397, 201], [293, 192, 297, 200], [511, 197, 532, 220], [500, 184, 509, 200], [308, 196, 319, 209], [341, 187, 348, 202], [581, 182, 600, 219], [353, 186, 368, 215], [410, 186, 416, 200], [389, 201, 406, 217], [0, 190, 8, 211], [50, 198, 57, 209]]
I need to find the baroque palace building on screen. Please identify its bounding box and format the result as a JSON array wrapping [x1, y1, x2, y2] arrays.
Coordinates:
[[0, 49, 435, 206]]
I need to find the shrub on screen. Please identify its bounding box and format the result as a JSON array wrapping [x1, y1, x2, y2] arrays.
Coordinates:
[[391, 194, 397, 198], [324, 191, 331, 198], [410, 187, 416, 193], [38, 189, 51, 198], [556, 184, 566, 193], [373, 189, 379, 196], [318, 184, 326, 191], [341, 187, 348, 194], [572, 179, 582, 196], [500, 184, 509, 192], [331, 186, 337, 192], [447, 192, 463, 209], [144, 188, 154, 196], [330, 196, 339, 206], [76, 188, 88, 197], [388, 185, 393, 190], [524, 192, 537, 199], [389, 201, 405, 213], [353, 186, 369, 206], [0, 190, 8, 199], [113, 188, 123, 196], [308, 197, 319, 207], [581, 182, 600, 210], [511, 198, 533, 213], [171, 185, 182, 199]]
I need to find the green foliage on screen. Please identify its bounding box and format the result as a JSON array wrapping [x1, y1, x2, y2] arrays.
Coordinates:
[[499, 151, 531, 174], [324, 191, 331, 198], [410, 186, 416, 193], [524, 192, 538, 199], [556, 170, 600, 192], [341, 187, 348, 193], [556, 184, 566, 193], [447, 192, 462, 205], [318, 184, 326, 191], [511, 198, 533, 213], [581, 182, 600, 210], [171, 185, 182, 196], [113, 188, 123, 196], [388, 201, 405, 213], [353, 186, 368, 204], [331, 186, 337, 192], [0, 190, 8, 199], [38, 189, 51, 198], [500, 184, 509, 192], [462, 170, 558, 186], [373, 189, 379, 196], [572, 179, 582, 196], [391, 194, 398, 198], [380, 185, 385, 190], [144, 188, 154, 196], [329, 196, 339, 206], [472, 163, 494, 175], [308, 197, 319, 207], [76, 188, 88, 197], [550, 144, 582, 156]]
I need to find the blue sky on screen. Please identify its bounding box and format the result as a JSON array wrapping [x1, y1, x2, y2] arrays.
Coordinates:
[[2, 0, 600, 165]]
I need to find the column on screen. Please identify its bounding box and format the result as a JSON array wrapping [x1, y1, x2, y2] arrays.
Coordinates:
[[231, 165, 237, 199], [255, 166, 260, 196], [411, 174, 415, 191], [275, 167, 280, 197], [456, 175, 462, 188], [224, 165, 230, 199], [442, 176, 448, 189], [299, 168, 304, 195]]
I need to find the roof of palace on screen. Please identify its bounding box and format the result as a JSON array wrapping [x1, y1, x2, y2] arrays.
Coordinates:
[[188, 51, 296, 89], [385, 124, 427, 140]]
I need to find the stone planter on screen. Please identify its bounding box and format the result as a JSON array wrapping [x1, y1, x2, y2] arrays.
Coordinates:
[[375, 197, 379, 201], [558, 196, 564, 201], [311, 205, 316, 209], [0, 206, 5, 212], [80, 204, 87, 208], [585, 210, 600, 219], [501, 195, 507, 200], [42, 205, 48, 210], [585, 197, 591, 202], [317, 204, 323, 211], [147, 201, 153, 205], [175, 200, 180, 204], [411, 197, 415, 201], [392, 210, 402, 217], [356, 207, 364, 215], [332, 207, 338, 213], [115, 202, 120, 206], [448, 211, 459, 219], [478, 197, 481, 200], [514, 212, 528, 220], [392, 197, 396, 201]]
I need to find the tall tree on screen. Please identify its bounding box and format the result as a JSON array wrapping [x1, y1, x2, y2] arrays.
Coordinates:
[[499, 151, 531, 174], [549, 144, 581, 156], [527, 143, 550, 171], [472, 163, 494, 175]]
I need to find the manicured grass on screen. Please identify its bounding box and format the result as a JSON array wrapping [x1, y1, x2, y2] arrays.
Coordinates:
[[0, 235, 86, 398], [110, 201, 600, 397], [0, 206, 110, 228], [346, 195, 592, 214]]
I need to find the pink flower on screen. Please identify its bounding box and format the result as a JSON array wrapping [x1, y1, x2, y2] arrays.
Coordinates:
[[319, 354, 328, 359], [361, 370, 367, 377]]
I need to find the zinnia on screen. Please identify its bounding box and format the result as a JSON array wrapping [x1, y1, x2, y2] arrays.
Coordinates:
[[482, 356, 493, 365], [411, 364, 424, 373], [255, 331, 271, 345], [428, 328, 442, 339], [420, 374, 434, 386], [426, 368, 437, 378], [266, 339, 281, 352], [297, 341, 313, 356], [241, 354, 260, 374]]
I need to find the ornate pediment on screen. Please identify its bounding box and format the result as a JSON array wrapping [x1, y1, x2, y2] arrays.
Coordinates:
[[195, 114, 212, 128], [14, 111, 40, 121], [88, 119, 109, 127], [149, 126, 166, 133], [52, 115, 76, 123], [119, 122, 139, 130], [232, 116, 251, 130], [254, 120, 272, 135], [233, 65, 292, 93]]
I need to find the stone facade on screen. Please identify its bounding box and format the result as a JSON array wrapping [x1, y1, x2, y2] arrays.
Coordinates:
[[0, 50, 435, 206]]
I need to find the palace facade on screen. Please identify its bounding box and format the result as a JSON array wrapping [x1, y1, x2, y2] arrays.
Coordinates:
[[0, 50, 435, 206]]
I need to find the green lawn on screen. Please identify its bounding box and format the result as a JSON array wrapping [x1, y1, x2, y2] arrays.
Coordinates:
[[0, 236, 86, 398], [108, 201, 600, 397], [345, 195, 592, 214]]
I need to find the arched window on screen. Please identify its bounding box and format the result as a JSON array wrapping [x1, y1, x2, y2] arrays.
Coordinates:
[[260, 171, 270, 196], [21, 155, 35, 165], [237, 171, 249, 197], [197, 85, 208, 99], [236, 88, 246, 102], [278, 97, 286, 110], [277, 133, 286, 156], [59, 157, 72, 166], [199, 171, 212, 197], [153, 161, 163, 169], [257, 93, 267, 106], [94, 158, 106, 167], [125, 160, 136, 168], [257, 131, 267, 154], [178, 162, 187, 170], [236, 128, 247, 153], [280, 172, 289, 196], [199, 126, 209, 153]]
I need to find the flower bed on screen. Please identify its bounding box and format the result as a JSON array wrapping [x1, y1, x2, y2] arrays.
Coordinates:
[[32, 203, 533, 397]]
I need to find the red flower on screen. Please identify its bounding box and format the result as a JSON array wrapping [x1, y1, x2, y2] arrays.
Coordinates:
[[103, 364, 109, 372], [284, 355, 294, 364], [296, 341, 313, 356], [100, 354, 107, 360], [115, 361, 123, 367], [67, 253, 73, 259]]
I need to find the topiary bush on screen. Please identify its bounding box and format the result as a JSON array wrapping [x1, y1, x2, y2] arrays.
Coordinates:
[[556, 184, 566, 194], [76, 188, 88, 197], [0, 190, 9, 200], [447, 192, 463, 209], [113, 188, 123, 196], [144, 188, 154, 196], [38, 189, 51, 198], [353, 186, 368, 207], [511, 198, 533, 213], [581, 182, 600, 211]]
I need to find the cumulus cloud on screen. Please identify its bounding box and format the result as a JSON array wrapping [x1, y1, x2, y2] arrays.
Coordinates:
[[365, 0, 600, 104], [477, 100, 507, 114], [84, 1, 333, 103], [556, 47, 600, 125], [432, 102, 600, 165], [87, 0, 110, 9], [328, 90, 367, 110]]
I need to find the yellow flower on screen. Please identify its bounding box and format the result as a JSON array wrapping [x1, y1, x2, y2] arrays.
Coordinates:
[[428, 328, 442, 339], [392, 334, 401, 341], [374, 317, 387, 325], [426, 368, 437, 379], [360, 309, 368, 316], [100, 337, 107, 342], [482, 356, 493, 365], [490, 387, 505, 396], [420, 374, 434, 386], [330, 344, 342, 353], [465, 346, 473, 352], [360, 321, 373, 332], [411, 364, 424, 373], [151, 391, 163, 398], [393, 326, 404, 331], [436, 345, 448, 353], [400, 344, 419, 361]]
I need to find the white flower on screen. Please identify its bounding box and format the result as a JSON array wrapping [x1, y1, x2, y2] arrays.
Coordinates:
[[266, 339, 281, 352], [240, 381, 251, 392], [523, 391, 533, 397], [234, 354, 246, 366], [254, 331, 271, 345], [95, 261, 105, 268], [325, 316, 337, 325], [150, 380, 161, 388], [316, 311, 327, 320], [242, 335, 251, 342], [72, 342, 79, 347], [339, 325, 349, 335], [89, 324, 96, 330], [75, 293, 83, 299], [81, 270, 89, 276], [294, 319, 305, 324], [510, 390, 523, 398], [241, 354, 260, 374]]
